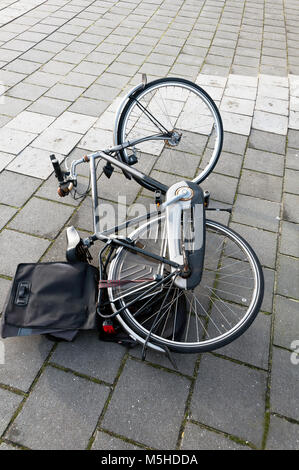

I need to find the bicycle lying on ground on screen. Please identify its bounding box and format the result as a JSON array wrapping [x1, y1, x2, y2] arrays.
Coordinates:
[[50, 75, 264, 362]]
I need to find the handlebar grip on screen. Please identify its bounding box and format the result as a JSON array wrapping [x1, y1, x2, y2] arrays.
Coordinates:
[[50, 154, 64, 183]]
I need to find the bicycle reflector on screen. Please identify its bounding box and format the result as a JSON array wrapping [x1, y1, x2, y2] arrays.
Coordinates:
[[102, 320, 116, 334]]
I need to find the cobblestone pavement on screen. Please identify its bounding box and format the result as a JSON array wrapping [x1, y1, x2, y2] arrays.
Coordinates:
[[0, 0, 298, 451]]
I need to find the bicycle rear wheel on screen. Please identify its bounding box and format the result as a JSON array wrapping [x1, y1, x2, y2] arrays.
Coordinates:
[[116, 77, 223, 191], [107, 217, 264, 354]]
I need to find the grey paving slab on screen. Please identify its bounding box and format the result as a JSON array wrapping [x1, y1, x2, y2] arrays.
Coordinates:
[[92, 431, 140, 450], [274, 295, 299, 350], [0, 229, 50, 277], [0, 388, 23, 436], [232, 194, 280, 233], [102, 358, 190, 449], [266, 415, 299, 450], [0, 442, 18, 450], [28, 97, 71, 117], [0, 171, 41, 207], [283, 193, 299, 224], [9, 197, 74, 239], [238, 170, 283, 203], [181, 422, 249, 450], [32, 127, 82, 155], [0, 277, 11, 313], [129, 347, 198, 377], [201, 173, 238, 205], [244, 148, 284, 177], [280, 221, 299, 258], [216, 313, 271, 370], [51, 331, 125, 384], [0, 336, 52, 392], [5, 366, 110, 450], [191, 354, 267, 447], [286, 148, 299, 171], [271, 347, 299, 421], [0, 204, 16, 230], [284, 169, 299, 196], [277, 255, 299, 300]]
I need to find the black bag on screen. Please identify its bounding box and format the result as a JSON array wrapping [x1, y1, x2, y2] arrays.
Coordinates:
[[0, 262, 99, 341]]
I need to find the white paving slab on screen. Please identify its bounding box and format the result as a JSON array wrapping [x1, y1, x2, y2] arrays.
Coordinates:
[[221, 111, 252, 135], [220, 96, 255, 116], [32, 128, 82, 155], [0, 127, 37, 154], [7, 147, 64, 179], [253, 110, 288, 135], [6, 111, 55, 134], [50, 112, 97, 134]]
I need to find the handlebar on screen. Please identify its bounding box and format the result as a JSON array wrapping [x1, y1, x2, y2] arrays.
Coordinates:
[[50, 154, 64, 183], [49, 154, 75, 197]]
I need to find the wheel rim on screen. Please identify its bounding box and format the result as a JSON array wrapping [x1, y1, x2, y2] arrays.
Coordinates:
[[118, 79, 223, 186], [108, 217, 263, 352]]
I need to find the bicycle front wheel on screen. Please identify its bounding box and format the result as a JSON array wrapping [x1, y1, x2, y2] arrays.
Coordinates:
[[107, 217, 264, 354], [116, 77, 223, 191]]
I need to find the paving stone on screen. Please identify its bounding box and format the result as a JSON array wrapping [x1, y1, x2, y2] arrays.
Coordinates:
[[0, 127, 37, 155], [51, 331, 125, 384], [97, 171, 141, 205], [32, 127, 82, 155], [0, 277, 11, 313], [216, 131, 247, 155], [280, 221, 299, 258], [283, 193, 299, 224], [244, 148, 284, 176], [277, 255, 299, 300], [28, 97, 71, 117], [0, 204, 16, 230], [181, 423, 249, 450], [252, 110, 288, 135], [0, 171, 41, 207], [266, 415, 299, 450], [286, 148, 299, 171], [9, 197, 74, 239], [0, 70, 26, 87], [41, 61, 75, 76], [201, 149, 243, 178], [129, 346, 198, 377], [232, 194, 280, 232], [201, 173, 238, 205], [46, 84, 85, 102], [92, 431, 139, 450], [220, 96, 255, 116], [221, 111, 252, 135], [0, 336, 52, 391], [7, 83, 47, 101], [6, 111, 55, 134], [284, 169, 299, 195], [0, 442, 18, 450], [5, 58, 40, 75], [51, 112, 97, 135], [7, 147, 64, 180], [271, 347, 299, 421], [5, 366, 110, 450], [255, 96, 288, 116], [0, 388, 23, 436], [154, 149, 200, 179], [224, 84, 257, 101], [102, 358, 190, 449], [68, 97, 109, 117], [274, 296, 299, 350], [216, 313, 271, 369], [191, 354, 266, 447], [0, 96, 30, 118], [288, 129, 299, 149], [238, 170, 283, 203]]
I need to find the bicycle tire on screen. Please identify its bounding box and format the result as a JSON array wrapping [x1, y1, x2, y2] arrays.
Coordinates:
[[107, 217, 264, 354], [116, 77, 223, 192]]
